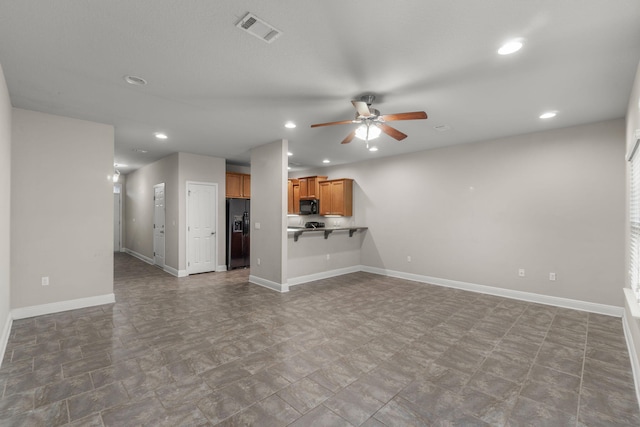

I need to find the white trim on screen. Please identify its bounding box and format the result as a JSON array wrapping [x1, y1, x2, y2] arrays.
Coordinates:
[[625, 287, 640, 318], [622, 310, 640, 410], [217, 265, 227, 272], [186, 181, 219, 276], [288, 266, 363, 287], [249, 275, 289, 293], [163, 265, 187, 278], [362, 266, 624, 317], [11, 294, 116, 320], [627, 138, 640, 162], [123, 248, 154, 265], [113, 182, 123, 252], [0, 313, 13, 368]]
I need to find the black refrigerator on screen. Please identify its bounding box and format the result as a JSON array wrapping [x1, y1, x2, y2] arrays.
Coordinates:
[[226, 199, 250, 269]]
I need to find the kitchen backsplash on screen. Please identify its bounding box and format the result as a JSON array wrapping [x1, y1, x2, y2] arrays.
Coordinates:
[[287, 214, 353, 228]]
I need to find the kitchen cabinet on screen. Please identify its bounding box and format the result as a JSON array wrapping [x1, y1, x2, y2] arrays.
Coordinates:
[[319, 178, 353, 216], [288, 179, 300, 214], [226, 172, 251, 198], [298, 176, 327, 199]]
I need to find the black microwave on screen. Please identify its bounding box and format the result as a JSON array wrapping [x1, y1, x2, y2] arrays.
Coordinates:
[[299, 199, 318, 215]]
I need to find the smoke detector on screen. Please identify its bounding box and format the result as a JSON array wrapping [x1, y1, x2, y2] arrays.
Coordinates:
[[236, 12, 282, 43]]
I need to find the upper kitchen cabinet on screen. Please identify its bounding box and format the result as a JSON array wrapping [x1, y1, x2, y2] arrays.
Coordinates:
[[298, 176, 327, 199], [288, 179, 300, 214], [319, 178, 353, 216], [226, 172, 251, 198]]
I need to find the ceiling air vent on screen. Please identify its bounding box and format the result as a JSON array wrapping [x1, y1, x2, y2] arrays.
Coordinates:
[[236, 12, 282, 44]]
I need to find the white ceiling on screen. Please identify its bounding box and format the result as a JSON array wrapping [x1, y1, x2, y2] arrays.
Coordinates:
[[1, 1, 639, 174]]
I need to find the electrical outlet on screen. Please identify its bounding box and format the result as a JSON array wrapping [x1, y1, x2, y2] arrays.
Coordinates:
[[549, 272, 557, 281], [41, 276, 49, 286], [257, 258, 261, 266], [255, 222, 261, 229], [518, 269, 525, 277], [407, 255, 412, 263]]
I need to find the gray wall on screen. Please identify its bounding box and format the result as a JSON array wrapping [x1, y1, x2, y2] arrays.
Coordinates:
[[250, 140, 288, 288], [11, 108, 114, 308], [625, 60, 640, 379], [0, 64, 11, 355], [124, 153, 179, 268], [177, 152, 226, 270], [294, 118, 625, 307]]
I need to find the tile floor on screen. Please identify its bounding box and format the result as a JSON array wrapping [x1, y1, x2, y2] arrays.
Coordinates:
[[1, 252, 639, 426]]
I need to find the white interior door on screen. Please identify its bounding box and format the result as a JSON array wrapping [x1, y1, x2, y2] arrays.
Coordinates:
[[113, 186, 121, 251], [153, 183, 165, 267], [187, 182, 217, 274]]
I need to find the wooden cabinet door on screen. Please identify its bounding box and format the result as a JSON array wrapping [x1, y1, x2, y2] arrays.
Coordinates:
[[318, 179, 353, 216], [319, 181, 332, 215], [242, 175, 251, 198], [287, 180, 294, 214], [331, 180, 345, 215], [293, 184, 300, 214], [307, 177, 319, 198], [298, 178, 308, 199], [226, 173, 242, 198]]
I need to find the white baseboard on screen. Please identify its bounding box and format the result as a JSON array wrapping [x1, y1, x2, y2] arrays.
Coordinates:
[[163, 265, 188, 278], [0, 312, 13, 368], [622, 309, 640, 410], [288, 266, 363, 287], [123, 248, 154, 265], [217, 265, 227, 272], [249, 275, 289, 293], [11, 294, 116, 320], [362, 266, 624, 317]]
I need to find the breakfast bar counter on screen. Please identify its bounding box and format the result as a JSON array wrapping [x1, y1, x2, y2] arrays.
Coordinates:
[[287, 226, 368, 242]]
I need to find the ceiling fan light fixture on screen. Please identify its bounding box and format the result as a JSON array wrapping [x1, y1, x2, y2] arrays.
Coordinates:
[[355, 124, 381, 141]]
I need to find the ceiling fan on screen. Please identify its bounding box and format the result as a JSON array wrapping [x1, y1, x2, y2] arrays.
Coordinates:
[[310, 95, 427, 144]]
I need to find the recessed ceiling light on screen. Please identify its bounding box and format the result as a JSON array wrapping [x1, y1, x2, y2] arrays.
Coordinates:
[[287, 152, 293, 156], [369, 146, 378, 152], [539, 111, 557, 119], [284, 122, 296, 129], [498, 39, 523, 55], [154, 132, 168, 140], [124, 75, 147, 85], [322, 159, 330, 164], [434, 125, 452, 132], [287, 166, 291, 170], [132, 148, 148, 153]]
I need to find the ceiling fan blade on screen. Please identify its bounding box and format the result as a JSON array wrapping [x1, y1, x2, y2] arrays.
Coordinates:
[[378, 123, 408, 141], [341, 130, 356, 144], [380, 111, 427, 121], [352, 101, 373, 117], [310, 119, 358, 128]]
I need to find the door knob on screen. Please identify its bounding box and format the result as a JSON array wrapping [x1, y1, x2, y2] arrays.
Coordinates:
[[211, 232, 216, 235]]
